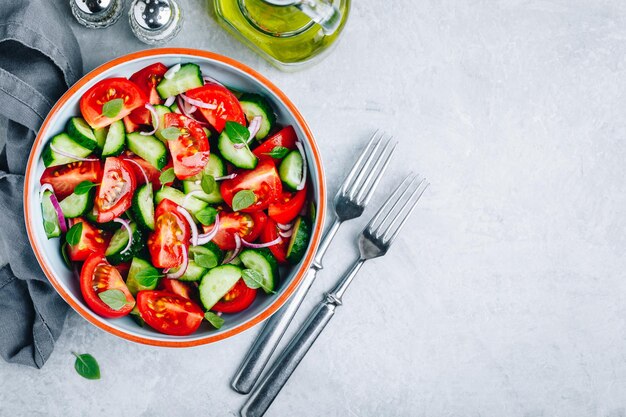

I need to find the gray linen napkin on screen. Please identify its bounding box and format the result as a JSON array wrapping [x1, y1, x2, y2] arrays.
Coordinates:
[[0, 0, 82, 368]]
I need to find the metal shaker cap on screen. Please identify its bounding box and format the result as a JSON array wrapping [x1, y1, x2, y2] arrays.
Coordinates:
[[70, 0, 123, 28], [129, 0, 183, 44]]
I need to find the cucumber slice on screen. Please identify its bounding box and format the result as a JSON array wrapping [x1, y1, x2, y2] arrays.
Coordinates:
[[132, 183, 155, 230], [239, 93, 276, 140], [93, 127, 107, 150], [101, 120, 126, 157], [279, 150, 304, 191], [155, 186, 208, 218], [240, 248, 278, 293], [59, 189, 93, 219], [170, 101, 181, 113], [126, 257, 160, 296], [199, 265, 242, 310], [66, 117, 98, 150], [153, 104, 172, 142], [286, 216, 311, 265], [105, 222, 145, 265], [190, 242, 223, 269], [130, 305, 145, 327], [41, 191, 61, 239], [156, 63, 204, 99], [42, 133, 93, 167], [190, 153, 227, 180], [126, 132, 167, 170], [182, 153, 227, 202], [218, 130, 258, 169], [183, 180, 223, 204], [173, 261, 206, 282]]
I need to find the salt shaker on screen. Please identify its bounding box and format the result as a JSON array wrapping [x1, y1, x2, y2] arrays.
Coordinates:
[[70, 0, 124, 29], [129, 0, 183, 44]]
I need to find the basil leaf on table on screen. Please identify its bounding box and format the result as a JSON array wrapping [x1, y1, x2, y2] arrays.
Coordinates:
[[72, 352, 100, 380]]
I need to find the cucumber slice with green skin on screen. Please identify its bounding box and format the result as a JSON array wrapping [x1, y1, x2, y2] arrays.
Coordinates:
[[101, 120, 126, 157], [126, 257, 161, 295], [218, 130, 258, 170], [189, 153, 226, 180], [239, 93, 276, 140], [42, 133, 93, 167], [279, 150, 304, 191], [41, 191, 61, 239], [105, 222, 145, 265], [286, 216, 311, 265], [240, 248, 278, 294], [66, 117, 98, 151], [153, 105, 172, 142], [93, 127, 107, 150], [59, 189, 93, 218], [170, 102, 181, 114], [173, 260, 206, 282], [183, 180, 223, 204], [132, 184, 155, 231], [130, 305, 145, 327], [183, 153, 227, 202], [190, 242, 224, 269], [199, 264, 243, 310], [126, 132, 167, 170], [156, 63, 204, 99], [155, 186, 208, 218]]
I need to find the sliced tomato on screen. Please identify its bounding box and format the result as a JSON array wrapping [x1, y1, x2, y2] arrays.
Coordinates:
[[122, 153, 172, 187], [220, 159, 282, 213], [261, 218, 288, 264], [80, 253, 135, 318], [252, 126, 298, 160], [268, 183, 307, 225], [163, 113, 210, 179], [123, 115, 140, 133], [67, 218, 109, 261], [160, 278, 196, 300], [95, 157, 136, 223], [127, 106, 152, 129], [148, 199, 191, 268], [212, 279, 257, 313], [80, 78, 147, 129], [137, 290, 204, 336], [185, 83, 246, 132], [40, 161, 102, 199], [129, 62, 168, 105], [209, 210, 267, 250]]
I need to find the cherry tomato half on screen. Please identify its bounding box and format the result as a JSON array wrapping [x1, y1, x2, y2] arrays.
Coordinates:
[[163, 113, 210, 180], [148, 199, 191, 269], [220, 159, 282, 213], [212, 279, 257, 313], [80, 253, 135, 318], [67, 218, 109, 262], [40, 160, 102, 199], [261, 218, 289, 264], [210, 210, 267, 250], [137, 290, 204, 336], [95, 157, 136, 223], [268, 183, 308, 225], [129, 62, 168, 105], [185, 83, 246, 132], [80, 78, 147, 129], [252, 126, 298, 160]]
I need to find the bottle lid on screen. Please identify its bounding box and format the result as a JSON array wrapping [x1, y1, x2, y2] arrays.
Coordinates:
[[70, 0, 123, 28], [129, 0, 183, 44]]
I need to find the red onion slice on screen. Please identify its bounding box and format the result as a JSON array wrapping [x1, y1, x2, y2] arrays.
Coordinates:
[[222, 234, 242, 264], [177, 206, 198, 247], [40, 183, 67, 233], [181, 93, 218, 110], [50, 145, 98, 162], [140, 103, 159, 136], [233, 143, 246, 149], [176, 96, 209, 126], [164, 96, 175, 107], [122, 158, 150, 185], [113, 218, 133, 255], [295, 141, 308, 191], [241, 236, 282, 249], [197, 212, 220, 245], [163, 64, 181, 80], [278, 229, 293, 238], [214, 173, 237, 181], [202, 76, 225, 87], [247, 116, 262, 141], [165, 245, 189, 279], [277, 222, 292, 231]]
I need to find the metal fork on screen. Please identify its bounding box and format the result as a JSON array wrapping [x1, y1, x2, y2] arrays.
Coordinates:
[[231, 131, 397, 394], [240, 173, 429, 417]]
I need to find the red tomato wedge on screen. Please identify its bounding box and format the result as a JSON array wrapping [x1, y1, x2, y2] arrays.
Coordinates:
[[209, 210, 267, 250], [129, 62, 168, 105], [67, 218, 109, 261], [148, 199, 191, 269], [268, 183, 308, 225], [185, 83, 246, 132], [252, 126, 298, 159], [137, 290, 204, 336], [95, 157, 136, 223], [160, 279, 196, 300], [80, 253, 135, 318], [261, 218, 289, 264], [220, 159, 282, 213], [40, 160, 102, 199], [80, 78, 147, 129], [212, 279, 257, 313], [163, 113, 210, 179]]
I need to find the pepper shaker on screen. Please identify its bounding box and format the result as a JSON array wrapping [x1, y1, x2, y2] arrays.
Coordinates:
[[70, 0, 124, 29], [129, 0, 183, 44]]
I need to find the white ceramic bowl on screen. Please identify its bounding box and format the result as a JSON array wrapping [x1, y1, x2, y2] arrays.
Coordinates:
[[24, 48, 326, 347]]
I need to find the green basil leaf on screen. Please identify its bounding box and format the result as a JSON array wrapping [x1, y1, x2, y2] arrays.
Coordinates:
[[196, 206, 217, 226], [72, 352, 100, 380], [101, 98, 124, 119], [232, 189, 256, 212], [44, 220, 57, 235], [74, 180, 97, 195], [61, 243, 72, 269], [159, 167, 175, 185], [160, 127, 183, 141], [97, 289, 131, 311], [193, 251, 218, 269], [241, 268, 274, 293], [204, 311, 224, 329], [66, 222, 83, 246], [134, 268, 162, 288], [201, 174, 217, 195], [225, 121, 250, 145], [263, 146, 290, 159]]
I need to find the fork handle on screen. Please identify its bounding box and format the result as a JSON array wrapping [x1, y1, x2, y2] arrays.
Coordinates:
[[240, 300, 336, 417]]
